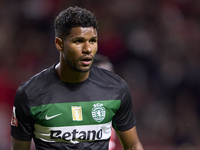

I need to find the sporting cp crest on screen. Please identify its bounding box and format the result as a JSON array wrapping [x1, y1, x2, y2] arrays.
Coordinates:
[[91, 103, 106, 123]]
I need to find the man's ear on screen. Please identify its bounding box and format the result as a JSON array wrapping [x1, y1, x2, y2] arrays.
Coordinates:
[[55, 37, 63, 52]]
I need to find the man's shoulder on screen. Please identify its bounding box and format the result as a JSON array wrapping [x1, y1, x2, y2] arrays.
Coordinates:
[[19, 65, 57, 93]]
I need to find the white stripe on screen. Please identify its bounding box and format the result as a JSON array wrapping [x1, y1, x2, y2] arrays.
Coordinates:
[[34, 121, 112, 143]]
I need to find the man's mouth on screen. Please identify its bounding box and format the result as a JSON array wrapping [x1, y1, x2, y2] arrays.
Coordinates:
[[80, 56, 93, 66]]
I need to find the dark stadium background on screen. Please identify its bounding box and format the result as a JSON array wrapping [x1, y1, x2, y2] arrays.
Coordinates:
[[0, 0, 200, 149]]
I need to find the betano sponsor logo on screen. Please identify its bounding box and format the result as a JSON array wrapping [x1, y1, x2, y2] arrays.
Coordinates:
[[50, 128, 102, 141], [34, 121, 112, 143]]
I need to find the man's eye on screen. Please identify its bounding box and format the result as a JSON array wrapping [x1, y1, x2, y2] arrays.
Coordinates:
[[90, 39, 97, 43], [75, 40, 83, 44]]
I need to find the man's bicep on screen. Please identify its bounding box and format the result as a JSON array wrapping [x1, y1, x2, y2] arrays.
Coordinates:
[[116, 126, 144, 150], [11, 137, 31, 150]]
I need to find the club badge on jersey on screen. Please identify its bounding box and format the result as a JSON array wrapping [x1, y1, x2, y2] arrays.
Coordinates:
[[92, 103, 106, 123]]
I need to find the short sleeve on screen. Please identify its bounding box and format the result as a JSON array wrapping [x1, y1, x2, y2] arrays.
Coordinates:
[[11, 85, 34, 141], [112, 81, 136, 131]]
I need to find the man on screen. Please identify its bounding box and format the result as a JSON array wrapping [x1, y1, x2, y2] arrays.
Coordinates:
[[11, 6, 143, 150]]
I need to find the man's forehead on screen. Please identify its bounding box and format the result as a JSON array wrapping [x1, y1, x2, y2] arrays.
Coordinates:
[[71, 27, 97, 35]]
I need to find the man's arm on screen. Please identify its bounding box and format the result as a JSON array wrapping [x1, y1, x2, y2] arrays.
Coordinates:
[[11, 137, 31, 150], [116, 126, 144, 150]]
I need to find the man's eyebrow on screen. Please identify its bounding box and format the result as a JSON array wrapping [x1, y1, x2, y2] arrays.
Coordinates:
[[91, 36, 98, 39], [91, 36, 98, 38], [72, 37, 84, 40], [72, 36, 97, 40]]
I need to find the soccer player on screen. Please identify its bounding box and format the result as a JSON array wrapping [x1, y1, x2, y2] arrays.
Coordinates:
[[11, 6, 144, 150]]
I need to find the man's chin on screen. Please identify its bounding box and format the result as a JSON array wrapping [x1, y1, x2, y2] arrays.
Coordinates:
[[75, 66, 91, 73]]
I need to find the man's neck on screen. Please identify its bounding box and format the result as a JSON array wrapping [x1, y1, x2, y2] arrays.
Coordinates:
[[55, 63, 90, 83]]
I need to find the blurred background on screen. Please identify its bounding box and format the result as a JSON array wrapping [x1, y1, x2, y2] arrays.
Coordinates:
[[0, 0, 200, 149]]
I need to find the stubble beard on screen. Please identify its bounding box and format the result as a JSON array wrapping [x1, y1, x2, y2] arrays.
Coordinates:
[[65, 56, 92, 73]]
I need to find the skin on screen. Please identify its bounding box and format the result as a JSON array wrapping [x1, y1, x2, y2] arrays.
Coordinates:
[[116, 126, 144, 150], [11, 27, 143, 150], [11, 138, 31, 150]]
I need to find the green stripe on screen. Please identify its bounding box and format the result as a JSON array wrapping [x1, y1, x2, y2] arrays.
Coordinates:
[[30, 100, 121, 127]]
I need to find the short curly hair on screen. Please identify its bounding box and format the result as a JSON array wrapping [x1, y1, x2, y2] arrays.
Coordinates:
[[54, 6, 98, 40]]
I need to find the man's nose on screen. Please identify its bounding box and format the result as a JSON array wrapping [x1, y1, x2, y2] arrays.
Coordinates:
[[82, 41, 92, 54]]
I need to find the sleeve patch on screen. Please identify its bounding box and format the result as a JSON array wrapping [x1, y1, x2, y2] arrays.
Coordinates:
[[11, 106, 18, 127]]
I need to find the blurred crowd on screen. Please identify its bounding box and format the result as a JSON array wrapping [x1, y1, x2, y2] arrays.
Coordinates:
[[0, 0, 200, 149]]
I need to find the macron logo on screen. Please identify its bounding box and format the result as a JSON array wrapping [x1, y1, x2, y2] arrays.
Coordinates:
[[45, 113, 62, 120]]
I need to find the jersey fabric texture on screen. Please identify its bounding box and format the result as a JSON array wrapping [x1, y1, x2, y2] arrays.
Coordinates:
[[11, 64, 136, 150]]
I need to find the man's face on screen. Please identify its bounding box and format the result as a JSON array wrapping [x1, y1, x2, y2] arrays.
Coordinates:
[[62, 27, 98, 72]]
